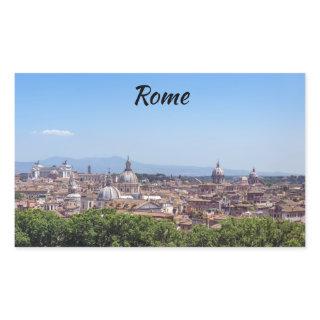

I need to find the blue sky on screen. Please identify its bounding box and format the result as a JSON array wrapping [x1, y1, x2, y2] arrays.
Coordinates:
[[15, 73, 305, 174]]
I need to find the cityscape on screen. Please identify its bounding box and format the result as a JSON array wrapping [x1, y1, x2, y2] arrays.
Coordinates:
[[15, 73, 305, 247], [15, 156, 305, 231]]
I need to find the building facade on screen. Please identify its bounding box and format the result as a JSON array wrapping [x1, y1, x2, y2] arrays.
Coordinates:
[[31, 160, 72, 179]]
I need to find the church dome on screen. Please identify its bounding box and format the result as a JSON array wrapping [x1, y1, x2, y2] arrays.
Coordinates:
[[248, 167, 258, 184], [119, 170, 138, 183], [212, 161, 224, 176], [214, 166, 224, 176], [98, 170, 121, 201], [212, 161, 225, 184], [98, 186, 121, 201], [119, 156, 138, 183], [249, 168, 257, 178]]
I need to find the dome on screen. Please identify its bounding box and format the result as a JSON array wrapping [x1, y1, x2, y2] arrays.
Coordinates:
[[212, 161, 225, 184], [98, 170, 121, 201], [214, 167, 224, 176], [249, 167, 257, 178], [119, 170, 138, 183], [248, 167, 258, 185], [212, 161, 224, 176], [98, 186, 121, 201], [118, 156, 138, 183]]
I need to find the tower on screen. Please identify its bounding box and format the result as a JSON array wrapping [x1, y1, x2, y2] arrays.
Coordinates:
[[105, 169, 113, 186]]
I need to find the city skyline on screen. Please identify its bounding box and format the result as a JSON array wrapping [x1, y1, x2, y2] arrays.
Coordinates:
[[15, 73, 305, 173], [15, 155, 302, 176]]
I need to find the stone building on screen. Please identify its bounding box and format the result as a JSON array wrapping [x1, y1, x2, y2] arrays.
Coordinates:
[[31, 160, 72, 179]]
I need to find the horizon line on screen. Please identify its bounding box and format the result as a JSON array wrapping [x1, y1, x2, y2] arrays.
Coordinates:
[[15, 155, 305, 175]]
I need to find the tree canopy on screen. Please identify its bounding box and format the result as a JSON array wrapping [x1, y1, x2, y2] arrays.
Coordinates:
[[15, 209, 305, 247]]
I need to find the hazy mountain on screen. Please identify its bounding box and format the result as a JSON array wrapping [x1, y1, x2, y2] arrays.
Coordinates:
[[15, 156, 298, 177]]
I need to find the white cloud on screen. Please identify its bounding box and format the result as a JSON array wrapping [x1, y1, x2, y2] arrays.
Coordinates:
[[41, 129, 75, 136]]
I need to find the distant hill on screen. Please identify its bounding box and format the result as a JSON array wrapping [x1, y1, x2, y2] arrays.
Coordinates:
[[15, 156, 298, 177]]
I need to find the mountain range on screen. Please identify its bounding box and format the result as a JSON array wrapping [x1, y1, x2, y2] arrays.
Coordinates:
[[15, 156, 298, 177]]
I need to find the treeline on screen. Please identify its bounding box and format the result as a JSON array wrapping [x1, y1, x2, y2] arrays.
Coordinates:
[[15, 209, 305, 247], [262, 175, 305, 185]]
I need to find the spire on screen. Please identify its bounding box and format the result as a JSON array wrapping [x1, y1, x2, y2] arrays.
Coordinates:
[[125, 156, 132, 171], [105, 169, 113, 186], [216, 160, 220, 168]]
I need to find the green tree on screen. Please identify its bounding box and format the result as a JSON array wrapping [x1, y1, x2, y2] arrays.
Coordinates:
[[217, 217, 305, 247], [15, 209, 305, 247], [15, 227, 31, 246], [185, 225, 219, 247], [15, 209, 67, 246]]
